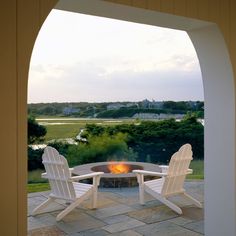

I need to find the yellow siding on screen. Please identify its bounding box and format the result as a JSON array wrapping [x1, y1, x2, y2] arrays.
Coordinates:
[[17, 1, 42, 234], [186, 0, 198, 19], [147, 0, 161, 11], [173, 0, 187, 16], [132, 0, 147, 8], [0, 0, 57, 235], [1, 0, 236, 235], [197, 0, 209, 21], [230, 0, 236, 75], [111, 0, 133, 5], [208, 0, 220, 23], [40, 0, 58, 25], [219, 0, 230, 47], [0, 1, 17, 236], [160, 0, 174, 14]]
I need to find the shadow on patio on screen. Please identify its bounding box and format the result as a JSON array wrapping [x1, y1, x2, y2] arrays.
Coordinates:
[[28, 181, 204, 236]]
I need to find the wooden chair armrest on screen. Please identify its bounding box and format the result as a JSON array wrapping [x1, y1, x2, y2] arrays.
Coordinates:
[[159, 165, 169, 169], [159, 166, 193, 174], [133, 169, 167, 177], [41, 172, 47, 179], [159, 165, 169, 173], [70, 172, 104, 181], [187, 168, 193, 174]]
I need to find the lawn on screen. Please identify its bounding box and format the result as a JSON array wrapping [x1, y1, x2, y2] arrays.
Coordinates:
[[28, 169, 47, 183], [45, 123, 85, 141], [28, 183, 50, 193], [28, 169, 49, 193], [187, 159, 204, 179]]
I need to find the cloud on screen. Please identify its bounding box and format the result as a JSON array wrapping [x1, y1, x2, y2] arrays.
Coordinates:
[[28, 60, 203, 103]]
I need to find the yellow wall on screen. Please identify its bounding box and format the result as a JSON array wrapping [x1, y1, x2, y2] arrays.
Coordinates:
[[0, 1, 57, 235], [0, 0, 235, 235]]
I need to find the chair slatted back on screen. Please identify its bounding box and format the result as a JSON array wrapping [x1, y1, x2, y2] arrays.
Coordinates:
[[161, 144, 192, 196], [42, 146, 76, 200]]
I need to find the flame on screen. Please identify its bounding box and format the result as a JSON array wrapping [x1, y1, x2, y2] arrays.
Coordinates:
[[108, 162, 130, 174]]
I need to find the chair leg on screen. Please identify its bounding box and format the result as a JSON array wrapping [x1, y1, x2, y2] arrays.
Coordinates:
[[92, 187, 98, 209], [139, 184, 145, 205], [183, 192, 202, 208], [32, 197, 54, 216], [158, 195, 182, 214], [56, 198, 83, 221]]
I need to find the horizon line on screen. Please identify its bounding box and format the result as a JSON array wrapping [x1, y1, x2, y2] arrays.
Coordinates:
[[28, 99, 204, 104]]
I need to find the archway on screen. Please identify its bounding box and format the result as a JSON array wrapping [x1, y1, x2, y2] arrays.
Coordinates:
[[26, 1, 236, 235]]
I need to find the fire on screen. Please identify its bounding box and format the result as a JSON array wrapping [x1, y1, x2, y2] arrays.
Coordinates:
[[108, 162, 130, 174]]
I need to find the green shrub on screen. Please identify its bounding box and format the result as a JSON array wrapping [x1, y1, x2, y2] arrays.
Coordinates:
[[66, 132, 137, 166], [28, 115, 47, 144], [28, 147, 44, 170], [84, 116, 204, 163], [47, 141, 72, 157]]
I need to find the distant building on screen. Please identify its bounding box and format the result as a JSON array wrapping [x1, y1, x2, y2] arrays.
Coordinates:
[[141, 99, 151, 108], [141, 99, 163, 109], [125, 102, 139, 108], [133, 113, 185, 120]]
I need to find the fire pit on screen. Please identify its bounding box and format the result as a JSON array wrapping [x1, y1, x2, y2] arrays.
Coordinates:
[[72, 161, 161, 188]]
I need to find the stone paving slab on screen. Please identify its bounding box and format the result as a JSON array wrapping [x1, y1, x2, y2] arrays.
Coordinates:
[[184, 220, 204, 234], [128, 205, 178, 224], [134, 221, 203, 236], [28, 202, 66, 217], [80, 194, 119, 209], [55, 211, 106, 234], [130, 199, 162, 210], [28, 181, 204, 235], [74, 228, 110, 236], [102, 218, 145, 233], [101, 214, 135, 225], [86, 204, 134, 219], [111, 229, 143, 236], [168, 216, 195, 226], [28, 216, 47, 231], [31, 213, 57, 228]]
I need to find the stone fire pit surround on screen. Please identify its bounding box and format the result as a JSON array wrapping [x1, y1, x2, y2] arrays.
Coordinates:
[[72, 161, 161, 188]]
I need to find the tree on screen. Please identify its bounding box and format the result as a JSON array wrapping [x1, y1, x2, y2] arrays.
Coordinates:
[[28, 116, 47, 144], [84, 117, 204, 163]]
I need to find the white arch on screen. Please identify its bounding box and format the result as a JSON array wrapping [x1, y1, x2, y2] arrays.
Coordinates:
[[189, 26, 235, 235], [54, 0, 236, 235]]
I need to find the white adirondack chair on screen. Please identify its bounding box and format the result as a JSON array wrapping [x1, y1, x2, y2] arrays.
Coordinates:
[[32, 146, 104, 221], [133, 144, 202, 214]]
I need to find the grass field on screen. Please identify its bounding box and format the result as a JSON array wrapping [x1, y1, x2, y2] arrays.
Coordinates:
[[37, 118, 136, 141]]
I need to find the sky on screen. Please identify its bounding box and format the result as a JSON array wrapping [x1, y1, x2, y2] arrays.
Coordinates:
[[28, 9, 204, 103]]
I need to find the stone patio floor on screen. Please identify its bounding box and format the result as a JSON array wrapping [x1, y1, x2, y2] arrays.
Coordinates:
[[28, 181, 204, 236]]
